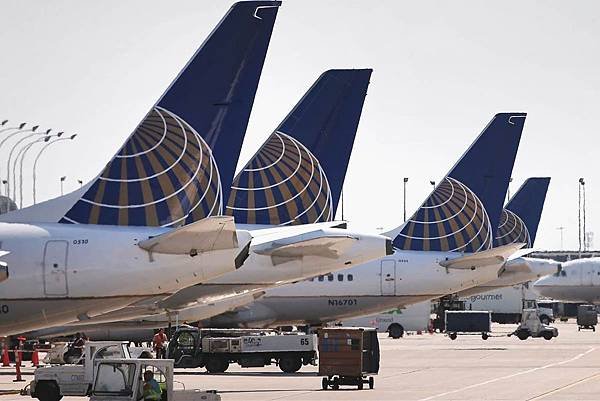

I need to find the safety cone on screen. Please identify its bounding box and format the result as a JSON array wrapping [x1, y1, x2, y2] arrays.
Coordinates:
[[31, 348, 39, 367], [1, 345, 9, 367]]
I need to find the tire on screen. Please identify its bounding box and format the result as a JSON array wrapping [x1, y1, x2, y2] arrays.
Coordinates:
[[332, 378, 339, 390], [388, 324, 404, 339], [358, 381, 363, 390], [322, 378, 328, 390], [279, 355, 302, 373], [205, 357, 228, 374], [482, 333, 489, 340], [35, 381, 62, 401], [542, 331, 554, 340], [449, 332, 457, 340], [516, 330, 529, 341], [139, 351, 153, 359], [369, 377, 374, 389]]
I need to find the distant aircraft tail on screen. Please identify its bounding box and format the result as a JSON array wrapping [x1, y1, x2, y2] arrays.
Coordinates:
[[227, 69, 372, 225], [393, 113, 526, 253], [2, 1, 280, 227], [494, 177, 550, 247]]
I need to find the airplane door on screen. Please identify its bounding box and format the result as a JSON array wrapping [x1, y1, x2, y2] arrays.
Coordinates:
[[592, 264, 600, 286], [43, 240, 69, 296], [584, 264, 594, 287], [381, 260, 396, 296]]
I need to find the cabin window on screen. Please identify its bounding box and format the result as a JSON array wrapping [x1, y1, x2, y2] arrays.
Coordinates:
[[348, 274, 354, 281], [338, 274, 344, 282], [560, 270, 567, 277], [318, 275, 324, 282], [327, 274, 334, 281]]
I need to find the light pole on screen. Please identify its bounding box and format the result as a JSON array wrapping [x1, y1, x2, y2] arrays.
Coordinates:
[[17, 135, 62, 208], [0, 122, 29, 196], [581, 178, 587, 251], [32, 135, 77, 204], [403, 177, 408, 221], [579, 178, 585, 254], [6, 127, 50, 199], [507, 177, 513, 202], [430, 181, 436, 189], [60, 176, 66, 196], [77, 180, 83, 188]]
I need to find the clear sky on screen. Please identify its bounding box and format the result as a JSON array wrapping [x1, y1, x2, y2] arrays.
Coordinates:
[[0, 0, 598, 250]]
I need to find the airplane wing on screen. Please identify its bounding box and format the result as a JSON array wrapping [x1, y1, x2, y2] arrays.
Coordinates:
[[0, 250, 8, 283], [253, 235, 357, 260], [439, 243, 525, 270], [138, 216, 239, 255]]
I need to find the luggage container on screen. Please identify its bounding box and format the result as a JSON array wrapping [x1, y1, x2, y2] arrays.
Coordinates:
[[318, 327, 379, 390], [577, 304, 597, 331], [445, 310, 491, 340]]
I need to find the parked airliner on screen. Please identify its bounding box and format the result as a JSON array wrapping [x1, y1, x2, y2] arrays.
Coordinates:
[[534, 258, 600, 303], [200, 113, 529, 328]]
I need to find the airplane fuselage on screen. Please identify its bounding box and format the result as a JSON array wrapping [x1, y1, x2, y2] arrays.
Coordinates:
[[0, 222, 243, 336]]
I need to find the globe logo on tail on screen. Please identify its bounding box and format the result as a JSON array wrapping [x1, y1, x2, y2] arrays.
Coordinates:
[[494, 209, 531, 247], [61, 106, 222, 227], [394, 177, 493, 252], [227, 131, 333, 225]]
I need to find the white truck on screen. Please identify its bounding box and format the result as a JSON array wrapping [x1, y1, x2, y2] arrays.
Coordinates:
[[335, 301, 431, 339], [461, 283, 554, 324], [89, 358, 220, 401], [167, 327, 317, 373], [28, 342, 152, 401]]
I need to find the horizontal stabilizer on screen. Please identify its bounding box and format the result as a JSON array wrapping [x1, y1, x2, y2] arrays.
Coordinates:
[[138, 216, 239, 255], [439, 243, 525, 270], [506, 248, 537, 261], [0, 250, 9, 258], [253, 233, 357, 260]]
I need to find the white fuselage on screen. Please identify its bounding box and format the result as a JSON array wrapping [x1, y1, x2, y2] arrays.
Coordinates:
[[0, 222, 245, 336], [26, 223, 391, 331], [206, 248, 508, 327], [534, 258, 600, 303]]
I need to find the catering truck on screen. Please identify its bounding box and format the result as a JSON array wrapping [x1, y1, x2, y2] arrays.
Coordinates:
[[461, 283, 554, 324], [167, 326, 317, 373]]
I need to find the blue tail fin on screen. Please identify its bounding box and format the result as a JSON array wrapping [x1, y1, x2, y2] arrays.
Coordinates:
[[226, 69, 372, 225], [58, 2, 280, 227], [393, 113, 526, 253], [494, 177, 550, 247]]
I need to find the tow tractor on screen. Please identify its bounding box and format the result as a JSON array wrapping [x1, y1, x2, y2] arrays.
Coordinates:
[[167, 326, 317, 373], [508, 309, 559, 340], [26, 341, 152, 401], [89, 358, 220, 401]]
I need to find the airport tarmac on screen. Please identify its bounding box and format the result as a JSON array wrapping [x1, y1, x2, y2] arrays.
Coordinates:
[[2, 321, 600, 400]]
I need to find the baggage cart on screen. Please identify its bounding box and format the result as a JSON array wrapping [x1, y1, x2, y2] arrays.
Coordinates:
[[577, 304, 597, 331], [318, 327, 379, 390], [445, 310, 491, 340]]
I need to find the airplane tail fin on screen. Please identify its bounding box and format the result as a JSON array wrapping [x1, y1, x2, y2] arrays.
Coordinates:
[[494, 177, 550, 247], [3, 1, 280, 227], [227, 69, 372, 225], [393, 113, 526, 253]]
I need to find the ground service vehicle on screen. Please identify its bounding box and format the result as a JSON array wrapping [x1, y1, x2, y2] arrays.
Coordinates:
[[319, 327, 379, 390], [337, 301, 431, 339], [89, 359, 220, 401], [577, 304, 597, 331], [508, 309, 559, 340], [445, 311, 491, 340], [167, 327, 316, 373], [29, 342, 151, 401], [461, 284, 554, 324]]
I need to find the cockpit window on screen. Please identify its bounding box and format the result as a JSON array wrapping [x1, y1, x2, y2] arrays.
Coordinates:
[[560, 270, 567, 277]]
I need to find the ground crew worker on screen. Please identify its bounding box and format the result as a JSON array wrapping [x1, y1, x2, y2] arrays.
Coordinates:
[[152, 329, 168, 359], [142, 370, 162, 401]]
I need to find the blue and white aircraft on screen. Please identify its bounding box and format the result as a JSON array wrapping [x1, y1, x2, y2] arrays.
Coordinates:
[[0, 3, 390, 336]]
